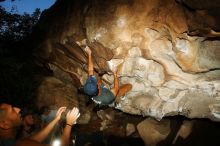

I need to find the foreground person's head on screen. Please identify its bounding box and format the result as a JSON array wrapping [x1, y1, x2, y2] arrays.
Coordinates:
[[0, 103, 22, 132]]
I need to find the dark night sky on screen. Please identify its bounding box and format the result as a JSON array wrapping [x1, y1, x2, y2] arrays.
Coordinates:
[[0, 0, 56, 14]]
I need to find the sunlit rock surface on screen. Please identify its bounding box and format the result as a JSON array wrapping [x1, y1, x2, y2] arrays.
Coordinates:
[[32, 0, 220, 121]]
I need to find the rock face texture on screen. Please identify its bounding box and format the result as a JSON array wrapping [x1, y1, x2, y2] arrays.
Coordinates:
[[137, 118, 171, 146], [32, 0, 220, 121]]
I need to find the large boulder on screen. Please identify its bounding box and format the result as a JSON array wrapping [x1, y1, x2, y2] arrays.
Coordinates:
[[32, 0, 220, 121]]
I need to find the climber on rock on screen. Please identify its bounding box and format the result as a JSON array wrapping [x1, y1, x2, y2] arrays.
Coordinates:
[[83, 46, 132, 106]]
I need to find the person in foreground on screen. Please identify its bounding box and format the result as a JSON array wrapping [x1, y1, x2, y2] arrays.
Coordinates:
[[83, 46, 132, 106], [18, 110, 37, 139], [0, 103, 80, 146]]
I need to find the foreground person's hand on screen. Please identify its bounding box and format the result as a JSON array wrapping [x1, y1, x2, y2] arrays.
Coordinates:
[[55, 107, 66, 121], [66, 107, 80, 126]]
